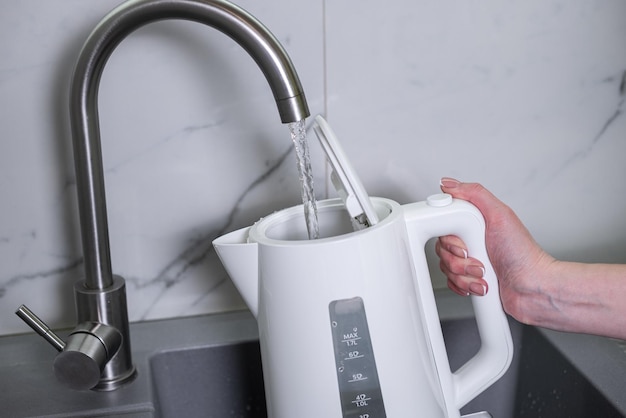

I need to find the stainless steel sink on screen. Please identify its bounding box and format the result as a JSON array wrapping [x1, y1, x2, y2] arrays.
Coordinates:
[[2, 292, 625, 417]]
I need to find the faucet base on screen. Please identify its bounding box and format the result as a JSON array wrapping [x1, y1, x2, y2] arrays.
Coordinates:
[[93, 366, 138, 391], [75, 275, 135, 391]]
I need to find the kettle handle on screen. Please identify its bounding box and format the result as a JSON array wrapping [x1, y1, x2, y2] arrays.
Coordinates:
[[403, 195, 514, 412]]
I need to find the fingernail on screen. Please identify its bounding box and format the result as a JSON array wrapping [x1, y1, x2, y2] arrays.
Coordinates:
[[449, 245, 468, 259], [465, 265, 485, 278], [469, 282, 487, 296], [440, 177, 461, 189]]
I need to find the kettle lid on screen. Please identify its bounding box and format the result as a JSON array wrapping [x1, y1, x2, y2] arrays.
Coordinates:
[[313, 115, 379, 228]]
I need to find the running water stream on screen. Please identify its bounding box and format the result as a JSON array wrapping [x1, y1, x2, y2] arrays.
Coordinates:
[[289, 119, 319, 240]]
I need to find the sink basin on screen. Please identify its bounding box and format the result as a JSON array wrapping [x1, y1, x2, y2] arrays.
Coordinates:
[[148, 317, 626, 418], [2, 291, 625, 417], [151, 342, 266, 418], [443, 318, 625, 417]]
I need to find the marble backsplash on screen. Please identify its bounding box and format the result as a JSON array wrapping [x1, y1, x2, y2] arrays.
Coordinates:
[[1, 0, 625, 336]]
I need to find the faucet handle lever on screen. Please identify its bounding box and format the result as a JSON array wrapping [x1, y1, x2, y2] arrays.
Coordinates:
[[16, 304, 66, 352], [16, 304, 125, 390]]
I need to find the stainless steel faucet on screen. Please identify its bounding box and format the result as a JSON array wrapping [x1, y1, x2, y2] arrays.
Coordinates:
[[16, 0, 309, 391]]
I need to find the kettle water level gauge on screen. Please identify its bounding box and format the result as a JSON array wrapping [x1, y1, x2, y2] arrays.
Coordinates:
[[330, 297, 386, 417]]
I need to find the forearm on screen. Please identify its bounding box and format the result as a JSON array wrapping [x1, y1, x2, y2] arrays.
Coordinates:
[[521, 260, 626, 340]]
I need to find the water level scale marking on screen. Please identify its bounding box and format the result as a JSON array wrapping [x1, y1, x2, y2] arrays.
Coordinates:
[[329, 297, 386, 417]]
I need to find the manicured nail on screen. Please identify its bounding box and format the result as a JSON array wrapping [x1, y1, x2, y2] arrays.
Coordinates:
[[440, 177, 461, 189], [465, 265, 485, 278], [449, 245, 468, 259], [469, 282, 487, 296]]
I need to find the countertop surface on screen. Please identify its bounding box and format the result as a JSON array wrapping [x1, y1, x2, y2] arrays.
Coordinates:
[[1, 291, 625, 417]]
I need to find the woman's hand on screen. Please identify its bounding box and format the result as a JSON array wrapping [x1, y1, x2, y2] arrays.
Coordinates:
[[435, 178, 554, 324], [435, 178, 626, 340]]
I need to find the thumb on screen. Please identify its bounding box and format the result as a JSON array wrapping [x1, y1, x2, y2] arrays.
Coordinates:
[[439, 178, 507, 223]]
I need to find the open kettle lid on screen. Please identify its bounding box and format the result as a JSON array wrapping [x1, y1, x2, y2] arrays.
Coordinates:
[[312, 115, 379, 228]]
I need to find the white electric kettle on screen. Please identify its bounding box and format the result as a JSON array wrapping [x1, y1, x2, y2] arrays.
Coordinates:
[[213, 116, 513, 418]]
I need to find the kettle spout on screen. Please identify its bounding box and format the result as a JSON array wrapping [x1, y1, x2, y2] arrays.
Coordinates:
[[213, 227, 259, 317]]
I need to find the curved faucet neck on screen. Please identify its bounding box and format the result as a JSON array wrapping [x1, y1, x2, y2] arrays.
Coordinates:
[[70, 0, 310, 290]]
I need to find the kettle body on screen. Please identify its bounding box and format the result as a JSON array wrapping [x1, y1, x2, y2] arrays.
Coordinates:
[[213, 195, 513, 418]]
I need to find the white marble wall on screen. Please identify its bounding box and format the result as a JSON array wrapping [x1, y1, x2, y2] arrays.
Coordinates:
[[324, 1, 626, 262], [1, 0, 625, 337]]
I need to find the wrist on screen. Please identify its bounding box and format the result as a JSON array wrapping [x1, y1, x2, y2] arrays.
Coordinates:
[[515, 257, 620, 337], [505, 251, 559, 328]]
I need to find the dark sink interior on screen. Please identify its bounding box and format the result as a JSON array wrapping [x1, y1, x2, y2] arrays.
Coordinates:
[[151, 341, 267, 418], [149, 318, 624, 418], [509, 326, 624, 417], [444, 318, 624, 418]]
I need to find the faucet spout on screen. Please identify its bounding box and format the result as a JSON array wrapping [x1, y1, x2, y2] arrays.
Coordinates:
[[71, 0, 310, 291]]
